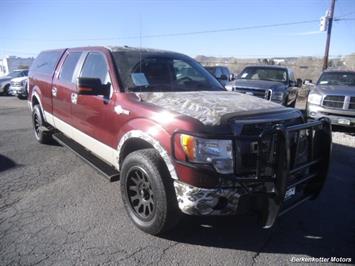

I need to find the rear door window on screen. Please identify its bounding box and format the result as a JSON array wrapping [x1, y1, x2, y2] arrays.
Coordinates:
[[59, 52, 82, 83], [30, 50, 63, 75]]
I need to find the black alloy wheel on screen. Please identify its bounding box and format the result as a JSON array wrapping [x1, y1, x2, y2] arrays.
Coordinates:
[[126, 166, 155, 221]]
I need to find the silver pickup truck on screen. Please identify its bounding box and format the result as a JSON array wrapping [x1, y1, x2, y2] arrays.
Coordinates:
[[307, 70, 355, 129]]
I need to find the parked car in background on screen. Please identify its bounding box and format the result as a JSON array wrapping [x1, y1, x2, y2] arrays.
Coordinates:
[[225, 65, 302, 107], [204, 66, 233, 86], [307, 70, 355, 129], [9, 76, 29, 99], [0, 69, 28, 95]]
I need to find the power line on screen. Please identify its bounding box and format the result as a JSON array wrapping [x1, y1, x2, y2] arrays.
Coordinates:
[[0, 19, 320, 42]]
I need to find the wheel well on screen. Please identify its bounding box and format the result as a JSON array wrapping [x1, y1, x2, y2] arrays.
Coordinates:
[[32, 96, 40, 107], [119, 138, 154, 168]]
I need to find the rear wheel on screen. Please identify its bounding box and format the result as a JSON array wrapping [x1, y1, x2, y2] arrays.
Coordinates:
[[120, 149, 180, 235], [32, 105, 52, 144]]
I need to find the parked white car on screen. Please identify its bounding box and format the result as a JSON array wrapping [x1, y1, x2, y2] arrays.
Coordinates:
[[0, 69, 28, 95], [9, 76, 29, 99]]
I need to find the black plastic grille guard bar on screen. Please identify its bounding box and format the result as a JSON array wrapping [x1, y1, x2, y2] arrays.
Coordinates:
[[253, 118, 331, 228], [255, 119, 327, 181]]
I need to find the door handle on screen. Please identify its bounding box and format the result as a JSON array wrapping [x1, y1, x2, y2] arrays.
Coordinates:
[[52, 87, 57, 97], [71, 93, 78, 104]]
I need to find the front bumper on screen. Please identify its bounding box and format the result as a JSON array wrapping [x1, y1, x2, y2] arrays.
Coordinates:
[[174, 119, 332, 228], [174, 181, 241, 215], [308, 103, 355, 127]]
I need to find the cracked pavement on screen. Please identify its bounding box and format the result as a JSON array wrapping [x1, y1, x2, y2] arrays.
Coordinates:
[[0, 97, 354, 265]]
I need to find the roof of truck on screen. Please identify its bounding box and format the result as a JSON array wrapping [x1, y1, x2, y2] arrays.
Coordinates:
[[244, 65, 289, 70], [322, 69, 355, 74]]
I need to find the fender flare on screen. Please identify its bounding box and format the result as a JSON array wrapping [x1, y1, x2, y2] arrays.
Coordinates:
[[117, 129, 178, 180], [30, 88, 46, 120]]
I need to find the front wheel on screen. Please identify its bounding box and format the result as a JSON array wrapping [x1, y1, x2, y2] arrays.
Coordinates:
[[120, 149, 181, 235], [32, 105, 52, 144]]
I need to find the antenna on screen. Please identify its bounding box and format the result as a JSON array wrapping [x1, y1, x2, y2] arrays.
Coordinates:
[[139, 14, 142, 74]]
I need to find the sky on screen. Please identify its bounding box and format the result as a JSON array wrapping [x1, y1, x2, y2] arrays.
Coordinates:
[[1, 0, 355, 59]]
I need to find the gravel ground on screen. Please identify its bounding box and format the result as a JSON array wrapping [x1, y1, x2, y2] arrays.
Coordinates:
[[0, 97, 354, 265]]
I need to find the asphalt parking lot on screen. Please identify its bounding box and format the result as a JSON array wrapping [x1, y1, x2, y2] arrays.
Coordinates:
[[0, 96, 354, 265]]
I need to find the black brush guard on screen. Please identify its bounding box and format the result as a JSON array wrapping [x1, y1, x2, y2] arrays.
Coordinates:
[[237, 118, 332, 228]]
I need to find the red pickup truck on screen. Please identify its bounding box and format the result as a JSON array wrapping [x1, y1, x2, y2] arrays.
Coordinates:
[[28, 46, 331, 235]]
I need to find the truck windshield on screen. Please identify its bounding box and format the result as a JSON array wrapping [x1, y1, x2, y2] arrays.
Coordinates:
[[318, 72, 355, 86], [112, 50, 225, 92], [238, 67, 288, 83]]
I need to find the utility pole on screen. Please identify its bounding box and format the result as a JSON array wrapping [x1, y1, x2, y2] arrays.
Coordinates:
[[322, 0, 336, 71]]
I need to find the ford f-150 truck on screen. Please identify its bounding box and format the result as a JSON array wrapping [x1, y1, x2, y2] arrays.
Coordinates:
[[28, 46, 331, 235]]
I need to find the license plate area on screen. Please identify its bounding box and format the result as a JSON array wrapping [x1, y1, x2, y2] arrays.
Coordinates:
[[338, 118, 350, 125], [284, 186, 296, 200]]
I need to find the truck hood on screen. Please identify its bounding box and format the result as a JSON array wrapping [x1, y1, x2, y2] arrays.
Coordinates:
[[138, 91, 284, 126], [315, 85, 355, 96], [11, 76, 27, 82], [232, 79, 287, 91]]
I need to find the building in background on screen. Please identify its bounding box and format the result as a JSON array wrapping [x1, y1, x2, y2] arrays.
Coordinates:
[[0, 56, 34, 76]]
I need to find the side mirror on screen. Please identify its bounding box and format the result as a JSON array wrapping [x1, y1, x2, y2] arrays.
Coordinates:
[[218, 74, 228, 81], [296, 78, 303, 87], [77, 77, 107, 96], [229, 73, 235, 81]]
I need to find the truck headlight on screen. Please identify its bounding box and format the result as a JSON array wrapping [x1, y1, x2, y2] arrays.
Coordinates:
[[180, 134, 233, 174], [225, 84, 234, 91], [307, 93, 322, 105]]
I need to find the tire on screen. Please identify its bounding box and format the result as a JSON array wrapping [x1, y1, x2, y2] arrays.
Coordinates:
[[2, 84, 10, 96], [120, 148, 181, 235], [17, 94, 27, 100], [32, 105, 52, 144]]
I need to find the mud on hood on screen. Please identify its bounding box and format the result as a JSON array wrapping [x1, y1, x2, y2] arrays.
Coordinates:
[[138, 91, 284, 126]]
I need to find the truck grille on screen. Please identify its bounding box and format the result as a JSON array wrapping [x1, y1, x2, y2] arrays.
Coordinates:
[[11, 81, 22, 87], [322, 95, 344, 109], [234, 88, 266, 99], [236, 117, 303, 175], [350, 97, 355, 110]]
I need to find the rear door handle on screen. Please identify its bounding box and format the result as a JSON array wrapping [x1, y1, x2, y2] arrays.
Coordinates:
[[71, 93, 78, 104], [52, 87, 57, 97]]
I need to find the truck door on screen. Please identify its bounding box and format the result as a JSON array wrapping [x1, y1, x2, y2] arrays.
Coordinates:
[[52, 51, 82, 134], [70, 51, 117, 164]]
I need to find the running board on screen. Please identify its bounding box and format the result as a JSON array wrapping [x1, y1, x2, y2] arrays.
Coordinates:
[[52, 132, 120, 182]]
